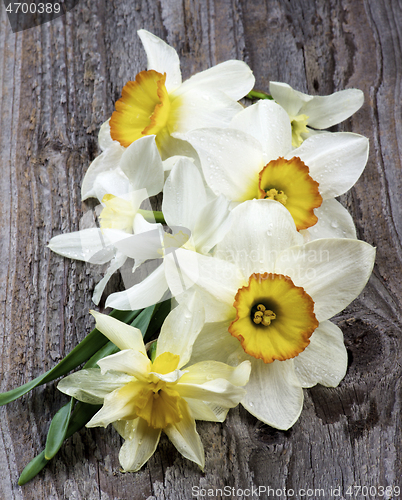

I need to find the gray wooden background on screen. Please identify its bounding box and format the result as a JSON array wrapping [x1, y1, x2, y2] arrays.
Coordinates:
[[1, 1, 401, 499]]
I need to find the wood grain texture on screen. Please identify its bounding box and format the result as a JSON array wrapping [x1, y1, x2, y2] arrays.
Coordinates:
[[0, 0, 401, 498]]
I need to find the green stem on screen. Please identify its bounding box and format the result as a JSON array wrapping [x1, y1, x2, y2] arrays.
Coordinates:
[[246, 89, 273, 100], [138, 209, 166, 224]]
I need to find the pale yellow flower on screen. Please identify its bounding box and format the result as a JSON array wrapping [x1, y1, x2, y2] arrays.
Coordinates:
[[58, 300, 250, 471]]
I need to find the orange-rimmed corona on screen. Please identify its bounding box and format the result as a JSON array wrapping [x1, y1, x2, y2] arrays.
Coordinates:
[[258, 156, 323, 231], [110, 70, 171, 148], [229, 273, 319, 363]]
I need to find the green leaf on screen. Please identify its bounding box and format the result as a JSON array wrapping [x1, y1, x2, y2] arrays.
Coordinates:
[[144, 299, 171, 342], [18, 401, 102, 485], [0, 309, 140, 406], [44, 398, 75, 460], [65, 401, 102, 438], [84, 341, 120, 369], [18, 451, 49, 486], [133, 303, 158, 337]]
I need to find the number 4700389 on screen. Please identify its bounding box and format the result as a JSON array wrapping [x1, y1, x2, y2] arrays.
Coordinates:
[[6, 3, 61, 14]]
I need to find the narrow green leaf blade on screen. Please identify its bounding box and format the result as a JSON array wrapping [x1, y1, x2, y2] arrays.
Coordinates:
[[84, 341, 119, 368], [65, 401, 102, 438], [133, 303, 157, 337], [144, 299, 171, 342], [0, 309, 140, 406], [18, 401, 102, 485], [18, 451, 49, 486], [44, 398, 75, 460]]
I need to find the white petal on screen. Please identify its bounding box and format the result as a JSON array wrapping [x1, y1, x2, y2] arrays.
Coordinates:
[[162, 158, 208, 231], [90, 310, 146, 353], [274, 238, 376, 322], [162, 154, 195, 172], [106, 263, 168, 310], [156, 295, 205, 367], [269, 81, 312, 117], [176, 378, 247, 407], [58, 368, 132, 404], [92, 168, 130, 201], [81, 143, 125, 201], [230, 100, 292, 161], [137, 29, 182, 93], [98, 119, 114, 151], [185, 399, 230, 422], [214, 199, 303, 277], [149, 369, 185, 384], [289, 132, 369, 199], [158, 133, 200, 163], [119, 135, 164, 196], [97, 350, 151, 379], [170, 89, 243, 134], [87, 384, 143, 427], [180, 360, 251, 387], [307, 199, 357, 241], [188, 320, 240, 365], [48, 228, 115, 264], [175, 60, 255, 101], [302, 88, 364, 129], [242, 358, 304, 430], [293, 320, 347, 388], [117, 418, 162, 472], [92, 252, 127, 305], [164, 249, 242, 322], [192, 195, 231, 254], [103, 223, 165, 262], [184, 127, 263, 202], [164, 401, 204, 469]]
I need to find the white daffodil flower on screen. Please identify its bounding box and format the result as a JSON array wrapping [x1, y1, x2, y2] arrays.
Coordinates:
[[163, 200, 375, 430], [269, 81, 364, 147], [48, 135, 165, 304], [58, 300, 251, 472], [104, 157, 232, 310], [184, 99, 368, 241], [85, 29, 254, 181]]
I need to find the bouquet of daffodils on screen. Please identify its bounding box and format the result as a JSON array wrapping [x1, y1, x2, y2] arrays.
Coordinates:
[[1, 30, 375, 483]]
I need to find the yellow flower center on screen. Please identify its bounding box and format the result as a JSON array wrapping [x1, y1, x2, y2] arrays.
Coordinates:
[[290, 113, 309, 147], [134, 352, 183, 429], [258, 156, 323, 231], [229, 273, 319, 363], [134, 383, 182, 429], [99, 194, 137, 233], [110, 70, 171, 148]]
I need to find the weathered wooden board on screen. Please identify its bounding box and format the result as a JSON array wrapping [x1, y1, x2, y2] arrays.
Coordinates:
[[0, 0, 401, 499]]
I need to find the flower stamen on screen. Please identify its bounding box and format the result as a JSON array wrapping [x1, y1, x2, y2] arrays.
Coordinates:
[[252, 304, 276, 326], [264, 188, 288, 205]]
